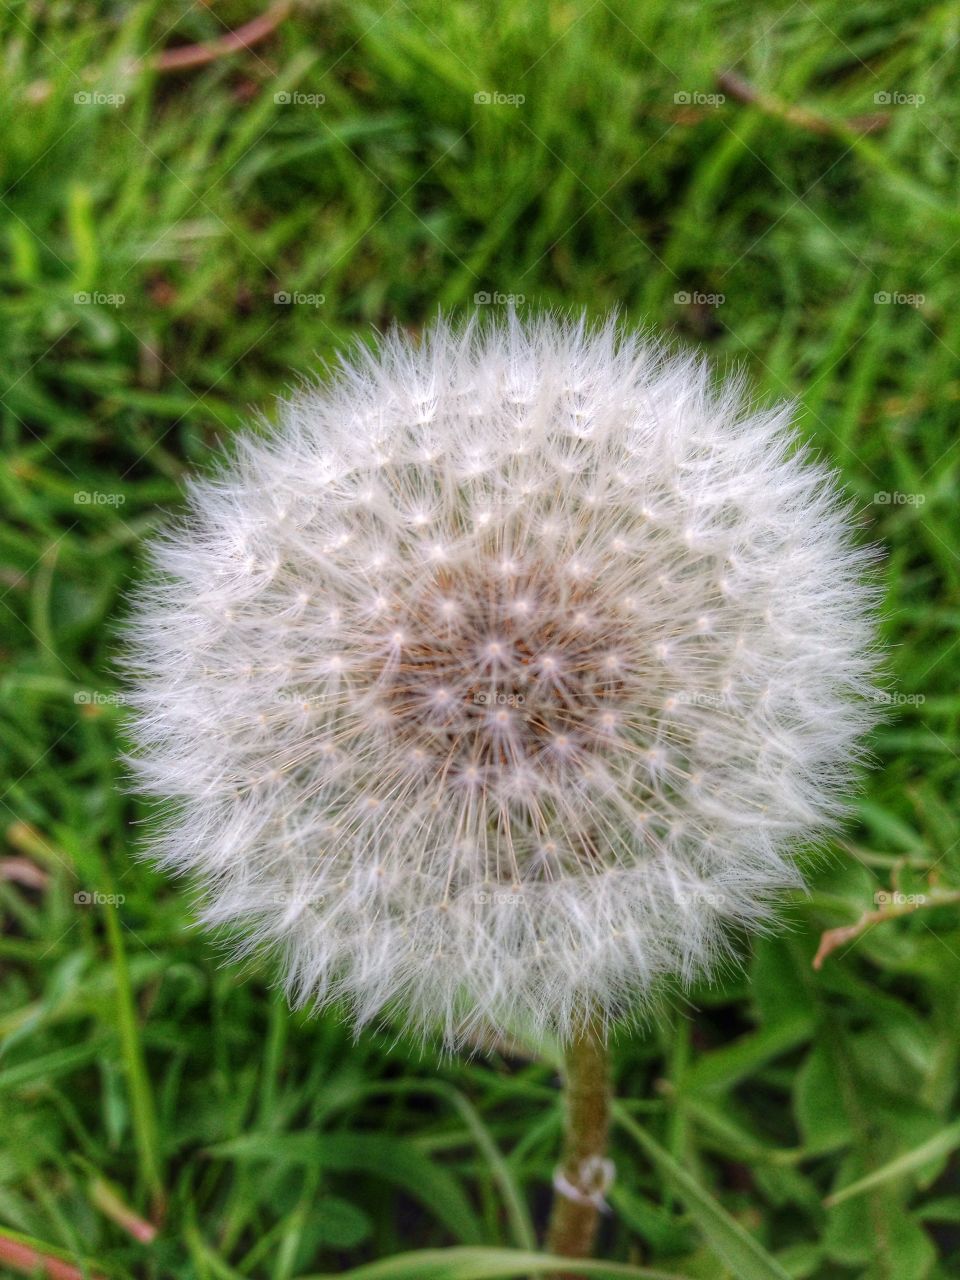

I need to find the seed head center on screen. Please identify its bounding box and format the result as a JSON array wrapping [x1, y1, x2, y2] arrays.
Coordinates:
[[372, 565, 629, 779]]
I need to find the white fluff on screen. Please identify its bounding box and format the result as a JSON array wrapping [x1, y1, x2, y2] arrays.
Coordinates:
[[124, 313, 879, 1047]]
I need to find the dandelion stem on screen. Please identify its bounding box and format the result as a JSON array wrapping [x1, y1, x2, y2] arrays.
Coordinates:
[[546, 1018, 612, 1273]]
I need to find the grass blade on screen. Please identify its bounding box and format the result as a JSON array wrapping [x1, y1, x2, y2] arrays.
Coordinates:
[[613, 1105, 790, 1280]]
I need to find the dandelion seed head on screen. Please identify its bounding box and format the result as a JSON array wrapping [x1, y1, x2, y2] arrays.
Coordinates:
[[125, 313, 879, 1046]]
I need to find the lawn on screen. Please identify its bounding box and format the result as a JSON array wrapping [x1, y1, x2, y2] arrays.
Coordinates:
[[1, 1, 959, 1277]]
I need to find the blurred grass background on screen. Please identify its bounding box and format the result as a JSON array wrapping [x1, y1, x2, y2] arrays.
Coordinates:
[[1, 1, 959, 1277]]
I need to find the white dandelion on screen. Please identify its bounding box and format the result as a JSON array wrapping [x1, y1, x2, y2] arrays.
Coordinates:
[[124, 312, 878, 1051]]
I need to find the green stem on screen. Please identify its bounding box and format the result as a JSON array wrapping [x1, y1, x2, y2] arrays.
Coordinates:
[[546, 1019, 612, 1274]]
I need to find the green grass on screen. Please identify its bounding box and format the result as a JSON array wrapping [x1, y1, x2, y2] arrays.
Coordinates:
[[1, 0, 960, 1277]]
